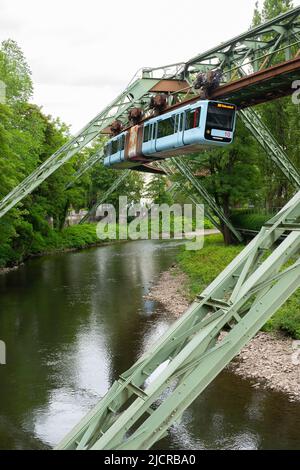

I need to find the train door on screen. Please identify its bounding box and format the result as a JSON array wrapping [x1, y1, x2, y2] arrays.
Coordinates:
[[175, 113, 184, 148]]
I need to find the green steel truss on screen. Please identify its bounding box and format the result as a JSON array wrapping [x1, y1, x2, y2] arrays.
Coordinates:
[[169, 158, 242, 241], [0, 78, 160, 219], [0, 6, 298, 451], [57, 190, 300, 450], [79, 170, 130, 224], [65, 149, 105, 190], [183, 6, 300, 83], [239, 108, 300, 188], [160, 159, 238, 239], [0, 8, 300, 219]]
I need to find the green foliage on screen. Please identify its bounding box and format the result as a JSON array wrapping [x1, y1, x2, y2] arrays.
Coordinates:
[[264, 291, 300, 339], [145, 175, 173, 205], [0, 39, 144, 268], [251, 0, 299, 209], [175, 120, 262, 244], [177, 235, 243, 299], [230, 211, 271, 231], [0, 39, 33, 103]]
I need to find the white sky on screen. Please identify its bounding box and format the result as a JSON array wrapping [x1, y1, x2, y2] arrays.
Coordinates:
[[1, 0, 299, 132]]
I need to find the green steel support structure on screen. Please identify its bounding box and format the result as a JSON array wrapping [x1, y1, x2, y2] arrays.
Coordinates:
[[65, 149, 105, 190], [79, 170, 130, 224], [57, 190, 300, 450], [0, 78, 161, 219], [183, 6, 300, 83], [0, 6, 299, 450], [239, 108, 300, 188], [0, 8, 300, 220], [169, 158, 242, 241]]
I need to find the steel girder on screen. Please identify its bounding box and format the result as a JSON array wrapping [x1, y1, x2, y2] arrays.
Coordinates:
[[0, 8, 299, 220], [183, 7, 300, 83], [79, 170, 131, 224], [239, 108, 300, 188], [65, 149, 105, 190], [0, 78, 161, 219], [151, 161, 221, 232], [57, 190, 300, 450], [159, 161, 220, 229], [165, 158, 242, 242]]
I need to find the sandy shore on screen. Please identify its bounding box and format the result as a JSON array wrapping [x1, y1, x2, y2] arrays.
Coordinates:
[[145, 266, 300, 402]]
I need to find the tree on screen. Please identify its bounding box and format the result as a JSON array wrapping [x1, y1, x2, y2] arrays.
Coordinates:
[[187, 121, 262, 244], [0, 39, 33, 103], [251, 0, 299, 209], [145, 175, 173, 205]]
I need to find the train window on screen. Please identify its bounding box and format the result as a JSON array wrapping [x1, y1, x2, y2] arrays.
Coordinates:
[[157, 117, 176, 138], [111, 139, 119, 155], [143, 126, 150, 143], [120, 134, 125, 151], [104, 142, 111, 157], [206, 103, 235, 131], [185, 108, 201, 130]]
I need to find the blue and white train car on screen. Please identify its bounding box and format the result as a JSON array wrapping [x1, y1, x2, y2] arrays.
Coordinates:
[[103, 100, 237, 170]]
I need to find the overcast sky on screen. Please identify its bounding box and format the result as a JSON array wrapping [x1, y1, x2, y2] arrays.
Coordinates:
[[1, 0, 299, 131]]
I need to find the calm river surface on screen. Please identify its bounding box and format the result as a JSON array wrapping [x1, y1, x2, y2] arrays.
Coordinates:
[[0, 240, 299, 450]]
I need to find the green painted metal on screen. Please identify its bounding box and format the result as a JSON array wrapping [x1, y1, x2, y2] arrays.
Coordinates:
[[1, 7, 300, 220], [183, 7, 300, 83], [79, 170, 130, 224], [239, 108, 300, 189], [57, 190, 300, 450], [0, 5, 298, 451], [0, 78, 160, 219], [160, 160, 221, 231]]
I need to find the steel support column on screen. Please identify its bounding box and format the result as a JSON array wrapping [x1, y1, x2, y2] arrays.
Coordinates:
[[169, 157, 242, 241], [239, 108, 300, 189], [0, 78, 160, 219], [79, 170, 130, 224]]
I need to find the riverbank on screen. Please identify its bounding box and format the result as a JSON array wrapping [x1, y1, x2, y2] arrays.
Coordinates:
[[145, 237, 300, 402], [0, 223, 106, 274]]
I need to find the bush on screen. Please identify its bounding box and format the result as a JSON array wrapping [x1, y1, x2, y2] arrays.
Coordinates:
[[177, 234, 300, 339], [230, 210, 271, 231]]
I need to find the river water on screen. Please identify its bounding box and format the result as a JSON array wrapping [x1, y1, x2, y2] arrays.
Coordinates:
[[0, 240, 299, 450]]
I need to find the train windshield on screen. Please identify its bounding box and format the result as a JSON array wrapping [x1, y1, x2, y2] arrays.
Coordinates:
[[206, 103, 235, 131]]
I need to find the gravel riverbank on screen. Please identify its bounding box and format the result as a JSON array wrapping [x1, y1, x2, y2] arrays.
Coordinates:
[[145, 266, 300, 402]]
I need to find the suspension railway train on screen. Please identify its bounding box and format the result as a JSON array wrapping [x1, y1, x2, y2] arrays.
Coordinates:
[[103, 100, 237, 171]]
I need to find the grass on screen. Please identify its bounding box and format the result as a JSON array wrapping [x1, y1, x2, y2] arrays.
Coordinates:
[[176, 234, 300, 339]]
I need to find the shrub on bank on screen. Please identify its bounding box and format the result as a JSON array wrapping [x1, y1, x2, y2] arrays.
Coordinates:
[[0, 223, 101, 267], [230, 211, 271, 231]]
